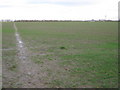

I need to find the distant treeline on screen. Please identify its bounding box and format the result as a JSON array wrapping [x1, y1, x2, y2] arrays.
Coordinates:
[[1, 19, 119, 22], [14, 20, 116, 22], [14, 20, 74, 22]]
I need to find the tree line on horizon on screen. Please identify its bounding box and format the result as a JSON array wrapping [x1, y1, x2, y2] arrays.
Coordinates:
[[1, 19, 117, 22]]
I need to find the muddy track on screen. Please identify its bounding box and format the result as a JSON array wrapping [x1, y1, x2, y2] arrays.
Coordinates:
[[14, 23, 48, 88]]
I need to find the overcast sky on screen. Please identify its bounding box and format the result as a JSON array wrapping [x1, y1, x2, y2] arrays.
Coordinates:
[[0, 0, 119, 20]]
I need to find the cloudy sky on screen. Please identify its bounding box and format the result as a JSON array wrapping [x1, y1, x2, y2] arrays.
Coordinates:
[[0, 0, 119, 20]]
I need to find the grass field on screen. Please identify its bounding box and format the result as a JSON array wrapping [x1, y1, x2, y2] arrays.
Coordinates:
[[2, 22, 118, 88]]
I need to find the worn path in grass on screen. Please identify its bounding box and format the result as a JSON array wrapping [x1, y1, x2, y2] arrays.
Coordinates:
[[14, 23, 47, 88]]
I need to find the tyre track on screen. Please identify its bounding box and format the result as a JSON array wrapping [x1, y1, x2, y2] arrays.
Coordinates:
[[13, 23, 47, 88]]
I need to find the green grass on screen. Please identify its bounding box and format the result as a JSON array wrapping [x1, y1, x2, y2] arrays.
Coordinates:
[[2, 22, 17, 71], [2, 22, 19, 88], [3, 22, 118, 88], [2, 22, 16, 48], [16, 22, 118, 88]]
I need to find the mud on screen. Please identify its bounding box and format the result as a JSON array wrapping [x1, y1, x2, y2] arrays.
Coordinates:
[[14, 23, 48, 88]]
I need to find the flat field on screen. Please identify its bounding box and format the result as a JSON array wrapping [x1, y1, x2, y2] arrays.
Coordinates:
[[2, 22, 118, 88]]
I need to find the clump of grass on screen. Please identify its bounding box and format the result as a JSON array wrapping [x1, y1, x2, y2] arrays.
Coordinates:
[[31, 55, 44, 64], [50, 80, 63, 88], [9, 64, 17, 71], [34, 60, 43, 64], [60, 46, 66, 50], [48, 58, 53, 60]]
